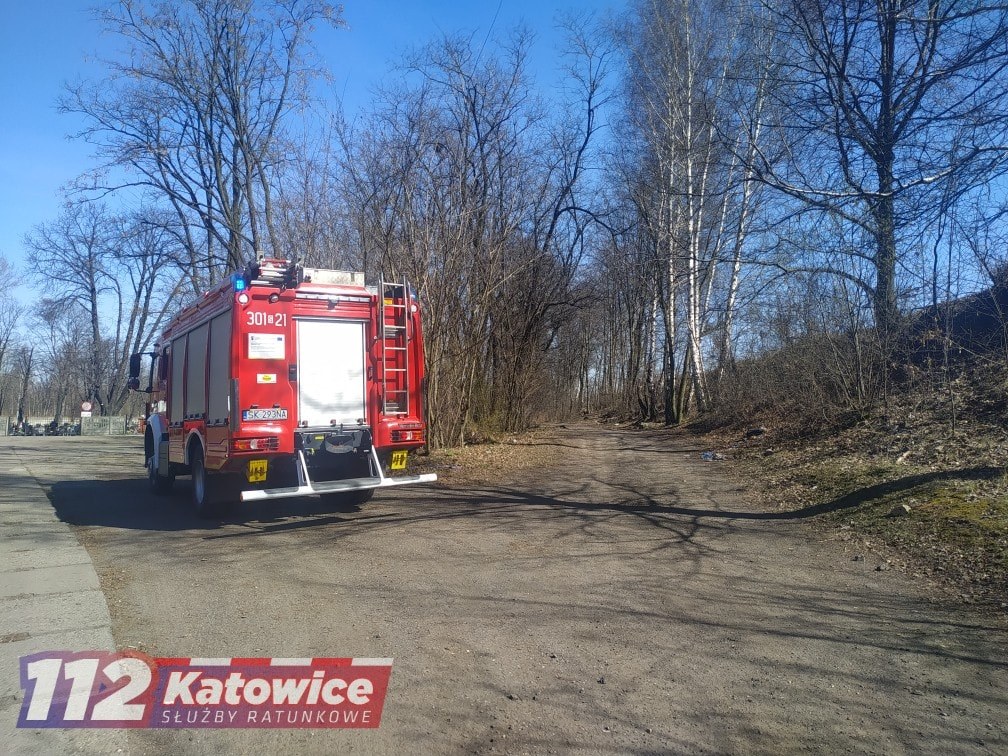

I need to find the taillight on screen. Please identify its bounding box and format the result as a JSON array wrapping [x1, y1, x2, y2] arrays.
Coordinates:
[[231, 437, 278, 452], [390, 430, 422, 442]]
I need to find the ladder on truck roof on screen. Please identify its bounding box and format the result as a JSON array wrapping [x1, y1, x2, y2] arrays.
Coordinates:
[[379, 275, 410, 416]]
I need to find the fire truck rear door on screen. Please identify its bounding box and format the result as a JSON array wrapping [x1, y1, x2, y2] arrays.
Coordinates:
[[295, 319, 366, 428]]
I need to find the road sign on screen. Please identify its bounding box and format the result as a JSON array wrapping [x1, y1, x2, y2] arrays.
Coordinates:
[[81, 401, 93, 412]]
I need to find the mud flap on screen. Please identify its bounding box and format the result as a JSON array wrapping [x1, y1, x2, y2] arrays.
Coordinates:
[[157, 436, 170, 476]]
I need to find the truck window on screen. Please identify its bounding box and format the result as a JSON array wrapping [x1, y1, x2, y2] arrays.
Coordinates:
[[170, 336, 186, 421], [208, 312, 231, 423], [185, 323, 209, 418]]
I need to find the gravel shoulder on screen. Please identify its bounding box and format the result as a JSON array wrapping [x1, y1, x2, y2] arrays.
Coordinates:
[[6, 425, 1008, 754]]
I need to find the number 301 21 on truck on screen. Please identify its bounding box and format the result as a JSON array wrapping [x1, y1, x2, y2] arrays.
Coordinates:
[[128, 259, 436, 516]]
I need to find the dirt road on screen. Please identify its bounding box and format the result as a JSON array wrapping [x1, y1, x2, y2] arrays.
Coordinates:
[[7, 424, 1007, 754]]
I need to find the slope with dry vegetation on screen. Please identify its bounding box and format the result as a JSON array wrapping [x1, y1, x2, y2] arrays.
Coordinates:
[[699, 353, 1008, 610]]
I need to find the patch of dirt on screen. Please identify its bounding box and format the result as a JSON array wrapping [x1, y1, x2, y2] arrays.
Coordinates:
[[411, 425, 568, 486], [15, 427, 1008, 753], [695, 358, 1008, 612]]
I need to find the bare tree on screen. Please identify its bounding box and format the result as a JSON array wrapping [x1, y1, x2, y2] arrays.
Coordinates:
[[24, 203, 180, 415], [0, 257, 22, 381], [616, 0, 773, 422], [0, 257, 24, 421], [34, 299, 89, 427], [24, 203, 113, 413], [333, 23, 609, 443], [104, 210, 187, 412], [63, 0, 343, 288], [758, 0, 1008, 339], [274, 130, 354, 268], [486, 16, 613, 431], [14, 345, 34, 429]]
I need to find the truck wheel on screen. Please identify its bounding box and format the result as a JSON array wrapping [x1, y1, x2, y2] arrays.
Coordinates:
[[322, 488, 375, 509], [147, 455, 174, 494], [191, 449, 224, 518], [346, 488, 375, 506]]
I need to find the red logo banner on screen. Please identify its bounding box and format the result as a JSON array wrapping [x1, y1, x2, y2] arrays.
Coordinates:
[[18, 653, 392, 729]]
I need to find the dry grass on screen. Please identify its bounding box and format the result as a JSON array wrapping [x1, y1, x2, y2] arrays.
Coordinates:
[[409, 426, 567, 486], [702, 356, 1008, 610]]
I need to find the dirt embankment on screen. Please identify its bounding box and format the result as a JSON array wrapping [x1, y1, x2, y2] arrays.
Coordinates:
[[691, 365, 1008, 612]]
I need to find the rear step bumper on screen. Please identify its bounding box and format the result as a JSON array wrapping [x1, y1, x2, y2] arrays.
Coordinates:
[[240, 446, 436, 502]]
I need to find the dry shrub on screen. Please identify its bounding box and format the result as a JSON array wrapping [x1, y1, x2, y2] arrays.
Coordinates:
[[712, 332, 886, 436]]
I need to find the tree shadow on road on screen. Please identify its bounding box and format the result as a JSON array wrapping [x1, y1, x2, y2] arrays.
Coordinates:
[[602, 466, 1005, 521], [43, 463, 1005, 553], [46, 477, 365, 533], [43, 473, 729, 586]]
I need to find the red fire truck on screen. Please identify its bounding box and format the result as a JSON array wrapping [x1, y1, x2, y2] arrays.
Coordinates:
[[128, 258, 436, 516]]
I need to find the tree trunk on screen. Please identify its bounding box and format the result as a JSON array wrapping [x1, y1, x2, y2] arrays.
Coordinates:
[[16, 348, 33, 427], [874, 1, 898, 344]]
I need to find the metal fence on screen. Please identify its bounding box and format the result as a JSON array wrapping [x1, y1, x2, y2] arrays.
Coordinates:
[[2, 416, 132, 436]]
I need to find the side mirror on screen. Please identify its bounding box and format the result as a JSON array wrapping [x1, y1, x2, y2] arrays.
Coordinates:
[[127, 377, 141, 392], [128, 353, 142, 380]]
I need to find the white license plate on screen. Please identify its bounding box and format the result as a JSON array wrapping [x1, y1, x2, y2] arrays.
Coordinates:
[[242, 408, 288, 421]]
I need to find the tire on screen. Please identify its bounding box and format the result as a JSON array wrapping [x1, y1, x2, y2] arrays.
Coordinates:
[[145, 430, 174, 494], [346, 488, 375, 506], [191, 448, 226, 518], [147, 454, 174, 494], [322, 488, 375, 509]]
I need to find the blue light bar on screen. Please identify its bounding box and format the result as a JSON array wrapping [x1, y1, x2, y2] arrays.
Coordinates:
[[232, 273, 247, 292]]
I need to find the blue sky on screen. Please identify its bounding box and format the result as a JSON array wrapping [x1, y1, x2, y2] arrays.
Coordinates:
[[0, 0, 617, 273]]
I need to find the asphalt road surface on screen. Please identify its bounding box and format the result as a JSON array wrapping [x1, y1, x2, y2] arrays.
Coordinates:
[[6, 426, 1007, 754]]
